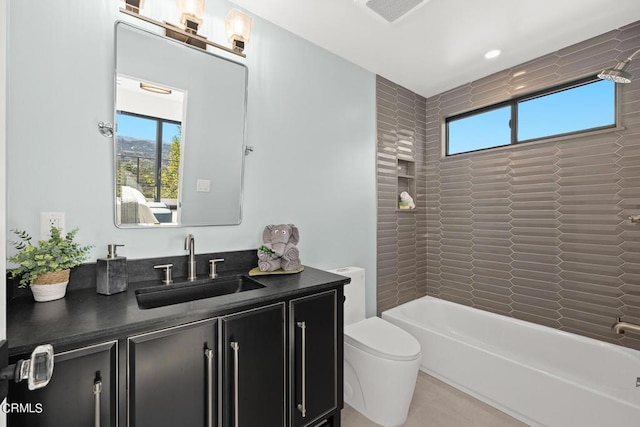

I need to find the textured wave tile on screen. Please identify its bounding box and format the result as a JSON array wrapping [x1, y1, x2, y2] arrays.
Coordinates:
[[422, 22, 640, 349], [375, 76, 428, 314]]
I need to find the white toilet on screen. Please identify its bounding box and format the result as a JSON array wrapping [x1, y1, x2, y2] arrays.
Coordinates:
[[328, 267, 421, 427]]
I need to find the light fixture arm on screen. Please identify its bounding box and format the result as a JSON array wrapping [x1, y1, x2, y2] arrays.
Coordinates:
[[119, 8, 246, 58], [626, 48, 640, 62]]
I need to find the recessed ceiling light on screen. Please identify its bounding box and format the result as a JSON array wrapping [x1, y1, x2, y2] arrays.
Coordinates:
[[484, 49, 501, 59]]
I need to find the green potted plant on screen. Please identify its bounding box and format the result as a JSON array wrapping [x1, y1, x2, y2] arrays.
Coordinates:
[[8, 225, 93, 302]]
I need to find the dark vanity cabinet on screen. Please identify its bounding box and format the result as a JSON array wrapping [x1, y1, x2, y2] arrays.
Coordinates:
[[221, 303, 286, 427], [290, 290, 340, 427], [7, 273, 345, 427], [127, 319, 217, 427], [8, 340, 117, 427]]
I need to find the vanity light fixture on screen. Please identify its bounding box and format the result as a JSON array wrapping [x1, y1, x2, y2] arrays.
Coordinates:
[[176, 0, 205, 33], [225, 9, 253, 54], [118, 1, 248, 58], [140, 82, 172, 95], [165, 0, 207, 49], [121, 0, 145, 14], [598, 48, 640, 84]]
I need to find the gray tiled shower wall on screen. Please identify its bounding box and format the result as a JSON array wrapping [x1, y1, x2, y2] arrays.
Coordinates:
[[376, 76, 428, 313], [378, 20, 640, 350]]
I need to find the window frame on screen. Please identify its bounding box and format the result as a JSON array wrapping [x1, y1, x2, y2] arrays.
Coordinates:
[[444, 75, 618, 157]]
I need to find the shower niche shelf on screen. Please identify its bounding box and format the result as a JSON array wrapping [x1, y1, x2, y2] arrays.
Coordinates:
[[396, 156, 416, 213]]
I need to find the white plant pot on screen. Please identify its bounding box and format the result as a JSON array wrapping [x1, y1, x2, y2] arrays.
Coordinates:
[[30, 281, 69, 302]]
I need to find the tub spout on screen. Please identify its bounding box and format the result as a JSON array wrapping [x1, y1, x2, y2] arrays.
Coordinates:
[[612, 317, 640, 334]]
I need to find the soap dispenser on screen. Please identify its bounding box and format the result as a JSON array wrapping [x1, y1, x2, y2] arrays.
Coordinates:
[[96, 244, 128, 295]]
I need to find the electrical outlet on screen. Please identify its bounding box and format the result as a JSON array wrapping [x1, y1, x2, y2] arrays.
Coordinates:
[[40, 212, 65, 240]]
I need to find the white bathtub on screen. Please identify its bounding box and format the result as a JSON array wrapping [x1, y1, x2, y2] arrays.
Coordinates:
[[382, 296, 640, 427]]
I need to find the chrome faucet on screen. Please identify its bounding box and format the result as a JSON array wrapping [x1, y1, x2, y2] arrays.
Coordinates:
[[185, 234, 197, 281], [612, 317, 640, 335]]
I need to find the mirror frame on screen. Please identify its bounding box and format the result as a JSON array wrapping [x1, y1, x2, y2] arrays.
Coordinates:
[[113, 21, 249, 228]]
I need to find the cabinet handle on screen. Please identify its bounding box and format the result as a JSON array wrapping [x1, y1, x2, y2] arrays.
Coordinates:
[[296, 321, 307, 418], [231, 341, 240, 427], [93, 379, 102, 427], [205, 348, 214, 427]]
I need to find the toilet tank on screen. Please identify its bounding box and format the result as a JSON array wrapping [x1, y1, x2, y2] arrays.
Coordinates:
[[327, 266, 365, 326]]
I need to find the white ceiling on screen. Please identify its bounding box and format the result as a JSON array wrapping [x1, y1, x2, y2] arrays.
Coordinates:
[[232, 0, 640, 98]]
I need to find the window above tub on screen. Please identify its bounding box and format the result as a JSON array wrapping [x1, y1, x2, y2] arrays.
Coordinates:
[[445, 77, 617, 156]]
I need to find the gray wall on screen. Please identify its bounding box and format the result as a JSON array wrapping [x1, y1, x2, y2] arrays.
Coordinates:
[[376, 76, 428, 314], [6, 0, 378, 315], [425, 21, 640, 349]]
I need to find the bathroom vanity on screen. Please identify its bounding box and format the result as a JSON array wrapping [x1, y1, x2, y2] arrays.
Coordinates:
[[6, 258, 348, 427]]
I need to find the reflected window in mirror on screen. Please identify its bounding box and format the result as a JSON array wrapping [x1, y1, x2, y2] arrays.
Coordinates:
[[116, 111, 182, 225], [115, 73, 187, 226]]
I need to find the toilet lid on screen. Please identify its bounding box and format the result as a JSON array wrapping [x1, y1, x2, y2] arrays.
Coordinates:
[[345, 317, 421, 361]]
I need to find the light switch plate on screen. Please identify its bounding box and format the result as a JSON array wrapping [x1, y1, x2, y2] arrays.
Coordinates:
[[196, 179, 211, 192]]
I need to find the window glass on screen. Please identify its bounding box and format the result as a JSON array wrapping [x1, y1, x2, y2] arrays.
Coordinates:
[[160, 122, 182, 202], [517, 80, 615, 142], [116, 113, 158, 200], [445, 77, 616, 156], [116, 112, 181, 202], [447, 105, 511, 155]]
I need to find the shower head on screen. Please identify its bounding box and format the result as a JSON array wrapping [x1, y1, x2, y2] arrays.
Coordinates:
[[598, 60, 632, 84], [598, 48, 640, 84]]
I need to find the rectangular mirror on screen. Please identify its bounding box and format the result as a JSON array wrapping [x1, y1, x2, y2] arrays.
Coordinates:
[[114, 22, 248, 227]]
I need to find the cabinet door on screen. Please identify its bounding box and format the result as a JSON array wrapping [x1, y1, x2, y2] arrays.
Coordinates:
[[222, 303, 285, 427], [290, 291, 338, 427], [128, 319, 217, 427], [8, 340, 117, 427]]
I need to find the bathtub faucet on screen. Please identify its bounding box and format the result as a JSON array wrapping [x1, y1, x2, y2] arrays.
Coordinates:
[[611, 317, 640, 335]]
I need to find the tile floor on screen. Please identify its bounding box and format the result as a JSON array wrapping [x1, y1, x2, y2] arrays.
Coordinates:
[[341, 371, 528, 427]]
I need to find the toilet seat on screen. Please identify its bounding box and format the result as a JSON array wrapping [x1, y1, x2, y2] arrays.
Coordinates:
[[345, 317, 421, 361]]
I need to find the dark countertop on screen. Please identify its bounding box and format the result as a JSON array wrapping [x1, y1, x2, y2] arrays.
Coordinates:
[[7, 266, 350, 357]]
